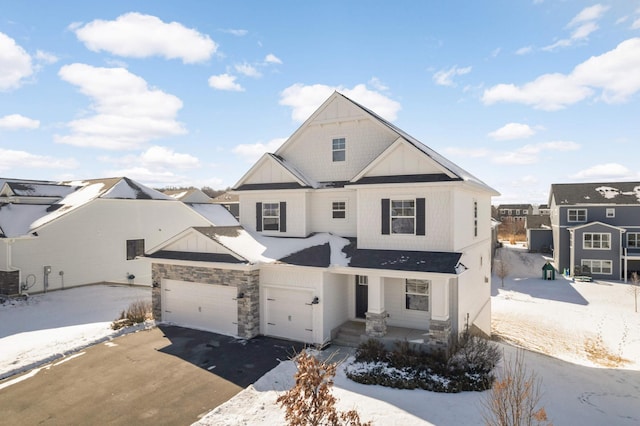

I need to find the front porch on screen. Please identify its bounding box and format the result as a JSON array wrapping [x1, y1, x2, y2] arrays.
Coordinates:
[[330, 320, 449, 353]]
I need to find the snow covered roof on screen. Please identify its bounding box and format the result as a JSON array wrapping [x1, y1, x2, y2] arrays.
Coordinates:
[[187, 203, 239, 226], [550, 181, 640, 206], [0, 177, 175, 238], [1, 182, 79, 198]]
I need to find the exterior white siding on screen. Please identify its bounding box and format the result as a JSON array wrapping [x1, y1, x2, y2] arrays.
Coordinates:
[[452, 189, 493, 251], [365, 141, 445, 177], [10, 199, 211, 293], [309, 189, 357, 237], [321, 271, 350, 343], [456, 243, 492, 336], [383, 277, 430, 330], [0, 242, 8, 270], [278, 118, 396, 183], [238, 190, 309, 237], [164, 233, 235, 256], [356, 184, 454, 251], [242, 159, 298, 185]]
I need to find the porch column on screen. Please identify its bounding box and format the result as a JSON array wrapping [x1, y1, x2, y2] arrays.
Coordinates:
[[429, 279, 452, 351], [365, 276, 387, 337]]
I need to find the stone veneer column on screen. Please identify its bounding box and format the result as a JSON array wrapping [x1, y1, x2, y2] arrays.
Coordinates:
[[428, 318, 452, 352], [236, 269, 260, 339], [365, 311, 388, 337]]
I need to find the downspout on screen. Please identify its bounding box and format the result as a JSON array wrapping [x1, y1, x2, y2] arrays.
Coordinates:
[[6, 238, 22, 295]]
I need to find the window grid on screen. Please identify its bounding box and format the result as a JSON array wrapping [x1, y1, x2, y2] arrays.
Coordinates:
[[332, 201, 346, 219], [581, 259, 612, 275], [628, 233, 640, 248], [357, 275, 368, 285], [583, 233, 611, 250], [568, 209, 587, 222], [405, 279, 429, 311], [391, 199, 415, 234], [332, 138, 346, 162], [263, 202, 280, 231]]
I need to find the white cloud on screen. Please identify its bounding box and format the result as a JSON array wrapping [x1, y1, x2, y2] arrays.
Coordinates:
[[483, 38, 640, 110], [264, 53, 282, 64], [233, 138, 287, 163], [221, 29, 248, 36], [515, 46, 533, 55], [432, 65, 472, 87], [235, 63, 261, 78], [105, 166, 185, 186], [279, 83, 401, 122], [493, 141, 580, 165], [570, 163, 635, 180], [138, 146, 200, 169], [543, 4, 609, 51], [208, 73, 244, 91], [0, 148, 77, 171], [488, 123, 535, 140], [35, 50, 58, 64], [0, 114, 40, 130], [368, 77, 389, 91], [56, 63, 186, 150], [632, 17, 640, 30], [0, 32, 33, 91], [73, 13, 217, 63], [490, 48, 501, 58]]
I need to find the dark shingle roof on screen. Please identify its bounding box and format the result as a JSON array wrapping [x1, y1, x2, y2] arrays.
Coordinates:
[[279, 243, 331, 267], [349, 174, 460, 185], [147, 250, 245, 263], [526, 214, 551, 230], [550, 182, 640, 206]]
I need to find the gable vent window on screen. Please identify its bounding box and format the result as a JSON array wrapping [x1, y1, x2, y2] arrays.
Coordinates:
[[332, 138, 346, 162], [606, 208, 615, 218], [473, 200, 478, 238], [126, 239, 145, 260], [256, 202, 287, 232], [332, 201, 346, 219], [382, 198, 425, 235]]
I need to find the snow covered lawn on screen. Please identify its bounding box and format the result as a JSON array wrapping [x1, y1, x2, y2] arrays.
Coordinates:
[[0, 284, 150, 379]]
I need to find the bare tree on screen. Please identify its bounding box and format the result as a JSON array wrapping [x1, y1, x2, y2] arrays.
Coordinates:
[[494, 248, 510, 288], [481, 349, 551, 426], [630, 272, 640, 313]]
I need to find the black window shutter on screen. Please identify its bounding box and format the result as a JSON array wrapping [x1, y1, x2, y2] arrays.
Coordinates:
[[280, 201, 287, 232], [381, 198, 390, 235], [416, 198, 426, 236], [256, 202, 262, 231]]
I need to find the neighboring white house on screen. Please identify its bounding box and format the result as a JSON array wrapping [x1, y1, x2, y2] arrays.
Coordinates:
[[0, 177, 227, 295], [149, 92, 499, 351], [162, 188, 213, 204]]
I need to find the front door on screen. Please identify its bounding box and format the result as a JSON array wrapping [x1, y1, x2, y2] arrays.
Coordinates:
[[355, 275, 368, 319]]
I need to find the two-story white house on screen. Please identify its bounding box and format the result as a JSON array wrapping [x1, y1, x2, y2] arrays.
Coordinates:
[[149, 92, 499, 351]]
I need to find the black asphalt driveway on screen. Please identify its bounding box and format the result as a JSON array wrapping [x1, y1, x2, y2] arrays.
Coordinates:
[[0, 325, 304, 425]]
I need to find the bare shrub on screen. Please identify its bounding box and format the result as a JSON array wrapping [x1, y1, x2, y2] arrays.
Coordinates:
[[111, 300, 152, 330], [494, 249, 509, 288], [629, 272, 639, 313], [354, 338, 387, 363], [481, 349, 551, 426], [277, 349, 370, 426], [449, 330, 501, 374]]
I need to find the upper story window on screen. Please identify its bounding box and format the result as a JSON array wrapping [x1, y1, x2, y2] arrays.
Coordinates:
[[391, 200, 415, 234], [405, 279, 429, 311], [262, 202, 280, 231], [568, 209, 587, 222], [515, 209, 520, 215], [583, 233, 611, 250], [332, 138, 346, 162], [500, 209, 506, 214], [628, 233, 640, 248], [332, 201, 346, 219], [473, 200, 478, 237], [126, 239, 144, 260], [606, 208, 615, 218]]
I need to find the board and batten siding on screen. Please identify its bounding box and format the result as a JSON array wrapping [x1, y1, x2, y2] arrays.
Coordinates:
[[278, 117, 396, 183], [238, 191, 309, 237], [241, 158, 299, 185], [356, 185, 453, 251], [163, 232, 234, 255]]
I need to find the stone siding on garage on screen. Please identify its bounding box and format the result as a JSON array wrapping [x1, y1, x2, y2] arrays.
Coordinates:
[[152, 263, 260, 339]]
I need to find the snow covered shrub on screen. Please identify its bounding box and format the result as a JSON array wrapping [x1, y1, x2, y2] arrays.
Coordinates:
[[277, 349, 371, 426], [449, 330, 501, 374], [354, 338, 387, 363], [111, 300, 152, 330]]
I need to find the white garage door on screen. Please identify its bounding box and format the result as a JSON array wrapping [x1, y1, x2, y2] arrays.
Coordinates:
[[265, 287, 313, 343], [163, 279, 238, 336]]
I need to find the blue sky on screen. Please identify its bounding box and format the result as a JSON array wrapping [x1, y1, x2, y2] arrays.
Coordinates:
[[1, 1, 639, 204]]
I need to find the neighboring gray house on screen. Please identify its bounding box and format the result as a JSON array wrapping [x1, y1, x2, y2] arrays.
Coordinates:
[[548, 182, 640, 281], [496, 204, 533, 223], [526, 214, 552, 253]]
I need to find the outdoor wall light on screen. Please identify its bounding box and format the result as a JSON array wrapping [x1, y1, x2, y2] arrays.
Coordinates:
[[237, 292, 245, 299], [311, 296, 319, 304]]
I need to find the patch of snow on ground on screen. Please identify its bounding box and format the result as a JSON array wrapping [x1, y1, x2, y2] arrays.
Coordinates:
[[0, 284, 150, 379]]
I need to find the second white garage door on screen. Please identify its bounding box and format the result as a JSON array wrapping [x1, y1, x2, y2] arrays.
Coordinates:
[[163, 279, 238, 336], [264, 287, 313, 343]]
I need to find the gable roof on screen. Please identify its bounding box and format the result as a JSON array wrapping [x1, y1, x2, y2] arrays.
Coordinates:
[[567, 221, 626, 232], [0, 177, 174, 238], [549, 182, 640, 206], [526, 214, 551, 230], [233, 153, 315, 191]]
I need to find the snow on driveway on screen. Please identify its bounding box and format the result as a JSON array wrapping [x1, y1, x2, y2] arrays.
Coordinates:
[[0, 284, 150, 379]]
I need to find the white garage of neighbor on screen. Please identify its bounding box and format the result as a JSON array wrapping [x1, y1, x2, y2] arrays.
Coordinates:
[[161, 279, 238, 336]]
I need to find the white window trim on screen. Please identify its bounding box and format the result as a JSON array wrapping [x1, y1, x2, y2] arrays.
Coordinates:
[[568, 208, 587, 223], [391, 199, 416, 235], [357, 275, 368, 285], [628, 232, 640, 248], [583, 232, 611, 250], [332, 137, 346, 163], [332, 200, 347, 220], [262, 202, 280, 232], [404, 279, 430, 312], [581, 259, 613, 275], [606, 208, 615, 218]]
